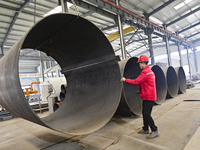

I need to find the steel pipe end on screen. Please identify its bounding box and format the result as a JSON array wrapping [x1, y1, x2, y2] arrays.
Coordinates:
[[151, 65, 167, 104], [163, 66, 179, 98], [0, 13, 122, 135], [120, 57, 143, 116], [175, 67, 186, 94]]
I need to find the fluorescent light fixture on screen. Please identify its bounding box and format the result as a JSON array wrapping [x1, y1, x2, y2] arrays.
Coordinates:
[[184, 0, 193, 4], [174, 2, 185, 10], [149, 16, 163, 25], [44, 2, 73, 17]]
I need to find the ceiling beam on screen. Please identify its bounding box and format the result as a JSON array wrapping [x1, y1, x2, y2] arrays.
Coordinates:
[[1, 0, 31, 53], [167, 7, 200, 26], [146, 0, 175, 17], [0, 3, 43, 17], [101, 24, 117, 31], [187, 32, 200, 39], [80, 0, 195, 47], [178, 21, 200, 34]]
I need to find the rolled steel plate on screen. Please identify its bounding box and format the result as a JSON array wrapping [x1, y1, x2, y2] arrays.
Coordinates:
[[119, 57, 143, 116], [151, 65, 167, 104], [174, 67, 186, 94], [115, 59, 134, 116], [0, 14, 122, 135], [61, 84, 67, 94], [162, 66, 179, 98]]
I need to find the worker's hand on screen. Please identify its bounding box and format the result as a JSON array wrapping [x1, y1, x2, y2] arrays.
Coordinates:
[[121, 77, 126, 82]]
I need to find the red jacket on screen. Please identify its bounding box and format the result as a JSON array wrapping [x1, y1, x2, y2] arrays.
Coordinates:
[[125, 65, 157, 101]]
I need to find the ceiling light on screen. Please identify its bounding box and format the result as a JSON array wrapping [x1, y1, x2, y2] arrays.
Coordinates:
[[184, 0, 193, 4], [174, 2, 185, 10]]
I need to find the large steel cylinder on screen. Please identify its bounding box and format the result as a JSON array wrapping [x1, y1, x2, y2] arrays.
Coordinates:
[[117, 57, 143, 116], [151, 65, 167, 104], [61, 84, 67, 94], [162, 66, 179, 98], [175, 67, 186, 94], [0, 14, 122, 135]]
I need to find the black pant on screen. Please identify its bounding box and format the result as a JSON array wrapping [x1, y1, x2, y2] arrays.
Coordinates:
[[142, 100, 157, 131]]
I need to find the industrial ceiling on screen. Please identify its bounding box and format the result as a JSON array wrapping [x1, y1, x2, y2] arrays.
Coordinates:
[[0, 0, 200, 72]]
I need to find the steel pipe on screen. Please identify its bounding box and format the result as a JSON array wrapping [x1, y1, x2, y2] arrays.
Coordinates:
[[162, 66, 179, 98], [151, 65, 167, 104], [59, 92, 65, 102], [61, 84, 67, 94], [0, 14, 122, 135], [117, 57, 143, 116], [175, 67, 186, 94]]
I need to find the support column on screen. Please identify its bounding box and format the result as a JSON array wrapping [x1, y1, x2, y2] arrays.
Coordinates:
[[1, 44, 4, 56], [186, 46, 192, 79], [39, 52, 45, 82], [145, 27, 155, 65], [176, 32, 183, 66], [164, 24, 171, 66], [116, 0, 126, 59], [60, 0, 67, 13], [192, 48, 198, 73]]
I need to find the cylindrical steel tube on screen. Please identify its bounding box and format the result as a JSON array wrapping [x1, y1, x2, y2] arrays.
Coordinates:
[[151, 65, 167, 104], [61, 84, 67, 94], [117, 57, 143, 116], [0, 14, 122, 135], [162, 66, 179, 98], [174, 66, 186, 94], [59, 92, 65, 102]]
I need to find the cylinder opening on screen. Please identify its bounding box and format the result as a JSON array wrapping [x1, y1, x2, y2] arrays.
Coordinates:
[[166, 66, 179, 98], [0, 14, 122, 135], [151, 65, 167, 104], [122, 57, 142, 116], [177, 67, 186, 94]]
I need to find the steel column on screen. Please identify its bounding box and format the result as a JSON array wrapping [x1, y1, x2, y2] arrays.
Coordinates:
[[186, 46, 192, 79], [164, 25, 172, 66], [176, 33, 183, 66], [193, 48, 198, 73], [39, 52, 45, 82], [116, 0, 126, 59], [145, 27, 155, 65], [61, 0, 67, 13]]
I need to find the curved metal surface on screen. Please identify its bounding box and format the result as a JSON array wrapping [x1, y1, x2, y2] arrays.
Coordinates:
[[61, 84, 67, 94], [59, 92, 65, 102], [0, 13, 122, 135], [151, 65, 167, 104], [175, 67, 186, 94], [115, 59, 134, 116], [162, 66, 179, 98], [118, 57, 142, 116]]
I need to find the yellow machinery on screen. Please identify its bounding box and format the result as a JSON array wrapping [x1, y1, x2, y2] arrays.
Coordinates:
[[107, 26, 136, 42], [24, 82, 40, 97]]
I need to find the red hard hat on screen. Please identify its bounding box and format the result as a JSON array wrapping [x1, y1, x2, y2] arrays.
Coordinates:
[[137, 55, 149, 63]]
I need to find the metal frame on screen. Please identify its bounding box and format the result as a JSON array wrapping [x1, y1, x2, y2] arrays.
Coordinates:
[[1, 0, 31, 54], [167, 7, 200, 26], [178, 21, 200, 34], [71, 0, 196, 48], [146, 0, 175, 17]]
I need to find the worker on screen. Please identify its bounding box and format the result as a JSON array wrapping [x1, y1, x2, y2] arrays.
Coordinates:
[[121, 55, 159, 139]]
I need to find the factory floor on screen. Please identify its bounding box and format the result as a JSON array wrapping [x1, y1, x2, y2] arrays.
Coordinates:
[[0, 83, 200, 150]]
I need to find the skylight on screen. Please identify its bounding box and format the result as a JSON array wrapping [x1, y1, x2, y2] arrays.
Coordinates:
[[174, 2, 185, 10], [184, 0, 193, 4], [174, 0, 193, 10]]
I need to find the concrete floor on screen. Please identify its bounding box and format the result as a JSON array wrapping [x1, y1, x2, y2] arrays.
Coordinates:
[[1, 83, 200, 150]]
